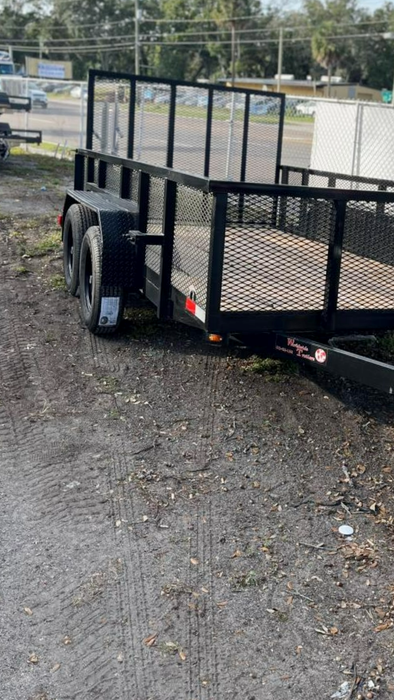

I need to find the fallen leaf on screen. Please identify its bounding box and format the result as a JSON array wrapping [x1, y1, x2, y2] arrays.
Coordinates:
[[28, 653, 39, 664], [374, 620, 393, 633], [143, 634, 158, 647], [24, 607, 33, 616], [231, 549, 242, 558], [178, 650, 186, 661], [201, 587, 209, 593], [190, 558, 199, 566], [329, 626, 339, 635], [216, 601, 228, 608], [51, 663, 61, 673]]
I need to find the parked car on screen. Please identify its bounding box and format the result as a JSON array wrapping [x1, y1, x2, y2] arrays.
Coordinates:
[[250, 99, 278, 115], [29, 88, 48, 108], [70, 85, 87, 100], [295, 100, 317, 116]]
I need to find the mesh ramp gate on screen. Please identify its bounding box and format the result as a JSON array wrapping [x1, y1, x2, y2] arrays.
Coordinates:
[[86, 70, 285, 184]]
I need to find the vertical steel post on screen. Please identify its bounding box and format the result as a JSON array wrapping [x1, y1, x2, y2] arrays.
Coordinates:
[[166, 84, 176, 168], [127, 78, 136, 159], [86, 71, 95, 150], [204, 87, 214, 178], [206, 192, 228, 330], [158, 179, 177, 319], [323, 199, 347, 332]]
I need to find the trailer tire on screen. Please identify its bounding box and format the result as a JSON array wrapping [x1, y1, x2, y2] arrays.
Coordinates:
[[63, 204, 97, 296], [79, 226, 125, 335]]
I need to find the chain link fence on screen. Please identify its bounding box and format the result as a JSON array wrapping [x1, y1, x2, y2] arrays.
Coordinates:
[[281, 95, 394, 189], [2, 74, 393, 190]]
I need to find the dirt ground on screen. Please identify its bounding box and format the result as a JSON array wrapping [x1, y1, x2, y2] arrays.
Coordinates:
[[1, 151, 394, 700]]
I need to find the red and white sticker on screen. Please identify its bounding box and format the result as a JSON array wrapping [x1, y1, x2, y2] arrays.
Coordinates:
[[185, 297, 206, 323], [315, 348, 327, 364]]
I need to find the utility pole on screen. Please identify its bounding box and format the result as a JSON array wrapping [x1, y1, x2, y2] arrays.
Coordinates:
[[135, 0, 140, 74], [277, 28, 283, 93], [231, 20, 236, 87]]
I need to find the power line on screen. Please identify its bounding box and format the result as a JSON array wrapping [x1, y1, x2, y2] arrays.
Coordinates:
[[0, 15, 393, 43], [9, 31, 388, 55]]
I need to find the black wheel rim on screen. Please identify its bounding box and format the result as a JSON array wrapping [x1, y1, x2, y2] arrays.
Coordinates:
[[84, 246, 93, 311]]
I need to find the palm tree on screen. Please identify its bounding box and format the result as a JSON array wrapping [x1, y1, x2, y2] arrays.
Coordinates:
[[311, 22, 339, 97]]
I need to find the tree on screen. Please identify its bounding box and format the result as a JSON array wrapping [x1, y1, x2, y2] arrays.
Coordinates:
[[311, 21, 339, 95]]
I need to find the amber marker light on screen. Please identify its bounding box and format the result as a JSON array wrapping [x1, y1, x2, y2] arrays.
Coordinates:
[[208, 334, 223, 343]]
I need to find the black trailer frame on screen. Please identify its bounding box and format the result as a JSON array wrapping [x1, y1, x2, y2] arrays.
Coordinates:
[[61, 70, 394, 394]]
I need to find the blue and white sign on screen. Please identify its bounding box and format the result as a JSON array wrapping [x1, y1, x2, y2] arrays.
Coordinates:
[[38, 62, 66, 79]]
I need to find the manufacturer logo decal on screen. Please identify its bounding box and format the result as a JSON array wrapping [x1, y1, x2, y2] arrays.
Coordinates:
[[315, 348, 327, 364]]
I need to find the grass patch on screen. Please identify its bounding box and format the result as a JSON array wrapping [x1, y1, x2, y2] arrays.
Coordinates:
[[123, 304, 161, 338], [246, 356, 298, 381], [232, 570, 262, 590], [14, 265, 30, 276], [48, 274, 66, 290], [25, 231, 62, 257], [8, 149, 74, 177]]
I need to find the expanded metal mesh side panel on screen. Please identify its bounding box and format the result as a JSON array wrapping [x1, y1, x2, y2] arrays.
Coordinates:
[[338, 201, 394, 310], [173, 86, 208, 175], [105, 163, 121, 195], [221, 194, 334, 312], [171, 186, 213, 310], [93, 159, 99, 185], [133, 81, 170, 166], [145, 176, 165, 274], [131, 170, 140, 201], [92, 76, 130, 157]]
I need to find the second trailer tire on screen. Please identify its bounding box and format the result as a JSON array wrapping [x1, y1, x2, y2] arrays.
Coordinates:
[[79, 226, 125, 335], [63, 203, 97, 296]]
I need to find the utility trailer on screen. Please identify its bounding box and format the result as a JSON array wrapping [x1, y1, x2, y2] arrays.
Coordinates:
[[0, 91, 41, 161], [61, 70, 394, 394]]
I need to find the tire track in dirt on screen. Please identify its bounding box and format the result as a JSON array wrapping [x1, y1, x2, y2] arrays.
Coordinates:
[[186, 350, 223, 700], [0, 271, 130, 699], [107, 448, 157, 700]]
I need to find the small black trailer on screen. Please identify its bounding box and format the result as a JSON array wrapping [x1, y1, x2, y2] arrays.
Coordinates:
[[61, 69, 394, 394], [0, 91, 42, 160]]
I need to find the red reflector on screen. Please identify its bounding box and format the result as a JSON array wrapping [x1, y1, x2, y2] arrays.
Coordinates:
[[185, 297, 196, 315], [57, 214, 63, 226]]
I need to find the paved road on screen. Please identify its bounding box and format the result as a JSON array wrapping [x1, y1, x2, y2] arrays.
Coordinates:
[[5, 98, 314, 173]]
